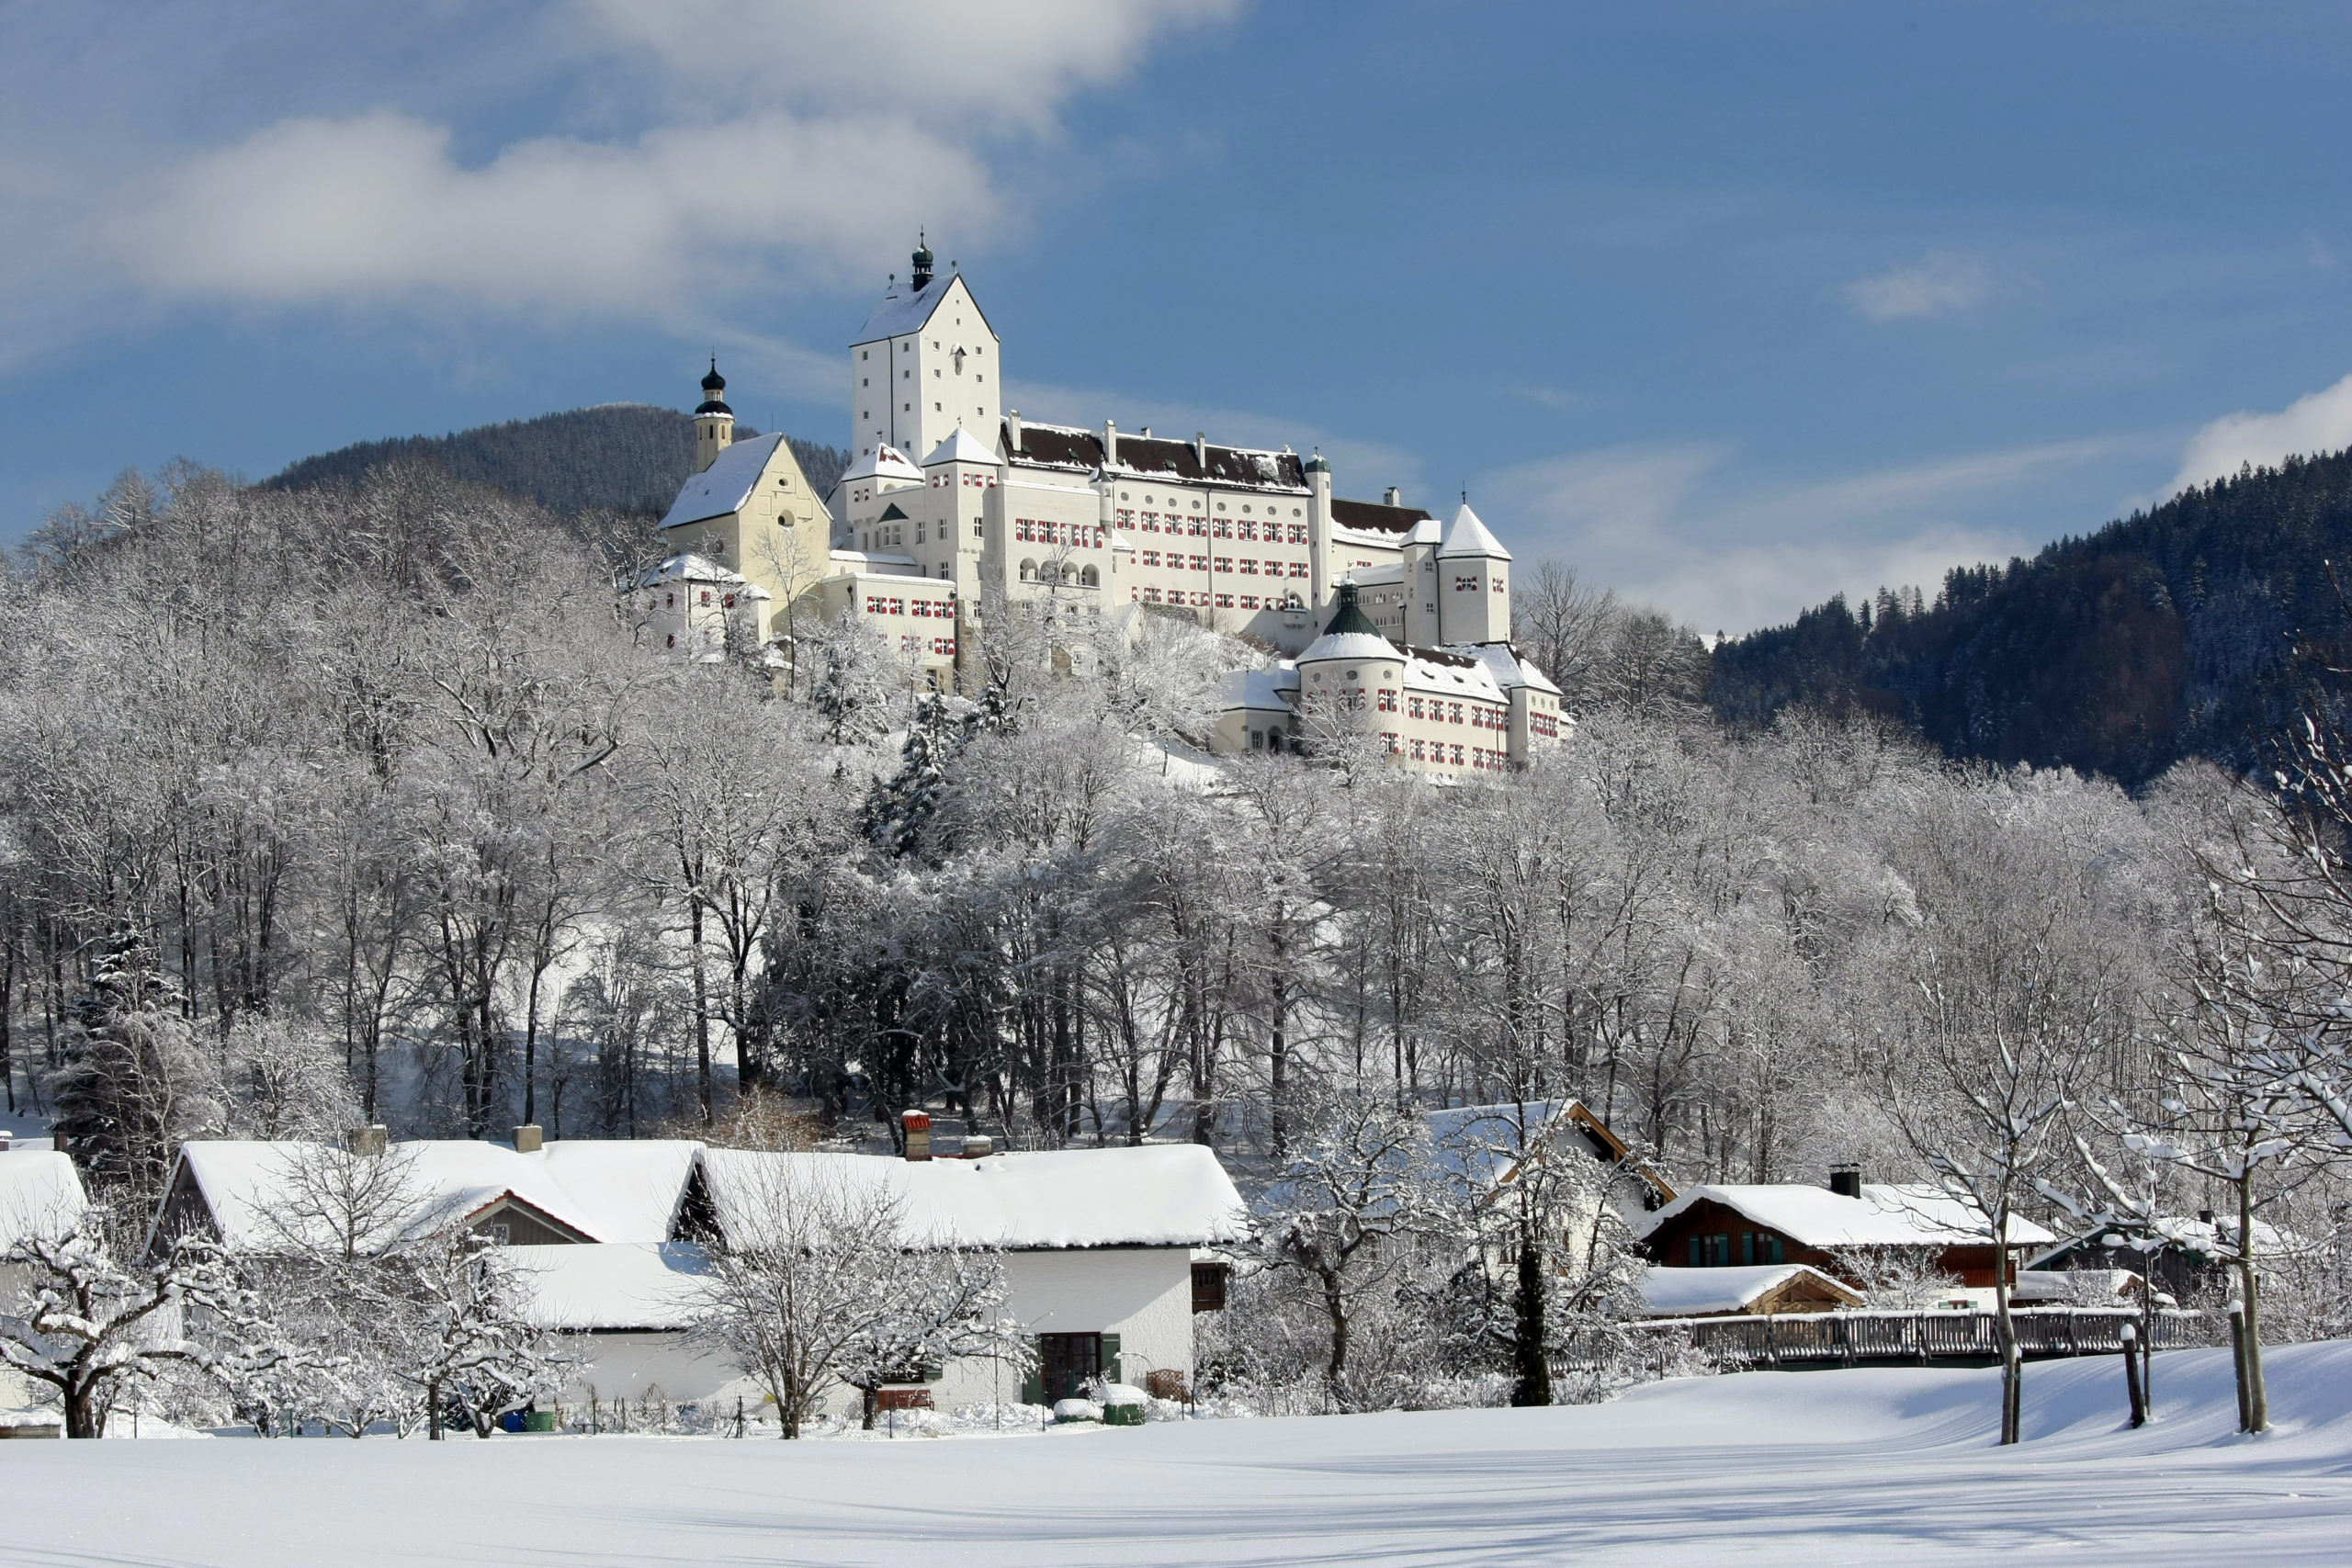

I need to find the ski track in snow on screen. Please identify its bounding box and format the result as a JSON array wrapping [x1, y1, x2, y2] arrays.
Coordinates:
[[11, 1343, 2352, 1566]]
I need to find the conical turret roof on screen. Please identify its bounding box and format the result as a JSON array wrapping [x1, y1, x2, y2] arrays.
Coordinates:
[[1436, 501, 1511, 560], [1298, 581, 1401, 664]]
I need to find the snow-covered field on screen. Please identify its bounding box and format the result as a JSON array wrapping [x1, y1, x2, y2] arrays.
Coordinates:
[[11, 1344, 2352, 1565]]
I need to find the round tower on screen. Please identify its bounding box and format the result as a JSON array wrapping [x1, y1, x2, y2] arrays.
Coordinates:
[[694, 357, 734, 474]]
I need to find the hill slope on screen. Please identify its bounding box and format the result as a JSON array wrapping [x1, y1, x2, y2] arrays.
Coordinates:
[[1708, 448, 2352, 785], [264, 405, 851, 518]]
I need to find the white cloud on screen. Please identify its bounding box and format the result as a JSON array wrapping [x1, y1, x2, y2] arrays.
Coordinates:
[[1839, 250, 1994, 321], [1, 1, 1242, 350], [117, 109, 1001, 312], [568, 0, 1241, 133], [1478, 437, 2132, 635], [2169, 372, 2352, 493]]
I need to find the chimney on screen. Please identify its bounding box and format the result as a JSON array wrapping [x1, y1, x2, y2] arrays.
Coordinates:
[[962, 1134, 993, 1159], [1384, 486, 1402, 507], [514, 1124, 544, 1154], [1007, 409, 1023, 453], [1139, 426, 1152, 439], [345, 1125, 389, 1157], [902, 1110, 933, 1162], [1103, 419, 1119, 467], [1828, 1163, 1862, 1199], [1194, 431, 1208, 468]]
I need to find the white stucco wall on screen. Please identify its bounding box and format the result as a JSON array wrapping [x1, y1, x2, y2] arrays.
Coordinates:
[[932, 1245, 1193, 1406], [556, 1330, 733, 1407]]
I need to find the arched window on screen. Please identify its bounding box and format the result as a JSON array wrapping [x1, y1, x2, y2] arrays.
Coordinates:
[[1020, 558, 1037, 581], [1080, 565, 1100, 587]]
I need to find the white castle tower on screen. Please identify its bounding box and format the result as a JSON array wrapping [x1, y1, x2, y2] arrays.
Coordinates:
[[852, 235, 1002, 460], [1435, 501, 1511, 645]]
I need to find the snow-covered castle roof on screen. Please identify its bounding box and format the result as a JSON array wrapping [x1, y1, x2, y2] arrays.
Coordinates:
[[1436, 501, 1511, 560], [658, 433, 786, 530], [923, 427, 1000, 468]]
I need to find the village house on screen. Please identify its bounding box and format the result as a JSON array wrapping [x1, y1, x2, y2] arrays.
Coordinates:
[[0, 1140, 89, 1413], [1634, 1168, 2056, 1291], [151, 1123, 1246, 1412], [1638, 1263, 1862, 1318]]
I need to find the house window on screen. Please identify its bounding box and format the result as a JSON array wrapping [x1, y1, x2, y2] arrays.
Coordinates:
[[1689, 1233, 1732, 1268], [1037, 1332, 1103, 1404], [1192, 1261, 1229, 1312]]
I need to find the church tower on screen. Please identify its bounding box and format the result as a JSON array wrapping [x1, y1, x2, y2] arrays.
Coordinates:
[[694, 358, 734, 474]]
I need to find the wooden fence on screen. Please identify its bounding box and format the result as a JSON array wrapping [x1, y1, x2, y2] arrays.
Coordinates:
[[1560, 1308, 2205, 1378]]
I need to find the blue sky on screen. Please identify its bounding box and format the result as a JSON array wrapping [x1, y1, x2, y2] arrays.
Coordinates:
[[6, 0, 2349, 633]]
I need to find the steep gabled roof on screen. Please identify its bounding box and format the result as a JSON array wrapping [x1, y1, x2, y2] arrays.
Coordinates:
[[854, 272, 999, 348], [658, 434, 786, 530], [166, 1139, 707, 1253], [1437, 502, 1512, 561]]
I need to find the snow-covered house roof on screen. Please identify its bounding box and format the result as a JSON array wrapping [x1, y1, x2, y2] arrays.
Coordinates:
[[1421, 1101, 1675, 1204], [827, 548, 925, 574], [1639, 1263, 1860, 1317], [923, 428, 1000, 468], [163, 1139, 708, 1253], [658, 434, 786, 530], [702, 1145, 1249, 1253], [1436, 502, 1511, 561], [511, 1242, 711, 1332], [1635, 1183, 2056, 1250], [0, 1150, 86, 1247], [2029, 1213, 2292, 1269], [634, 554, 766, 595], [1219, 667, 1300, 714]]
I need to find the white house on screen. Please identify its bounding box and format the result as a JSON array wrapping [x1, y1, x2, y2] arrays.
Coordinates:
[[700, 1142, 1249, 1409], [153, 1130, 1247, 1413], [0, 1146, 90, 1411]]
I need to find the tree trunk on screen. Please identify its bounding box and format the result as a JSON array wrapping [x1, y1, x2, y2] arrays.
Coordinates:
[[1993, 1249, 2022, 1445], [2236, 1173, 2269, 1433], [1512, 1235, 1554, 1406], [690, 898, 712, 1125], [64, 1379, 100, 1439]]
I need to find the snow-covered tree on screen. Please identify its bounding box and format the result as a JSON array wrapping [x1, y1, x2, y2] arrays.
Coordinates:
[[693, 1159, 1022, 1437], [0, 1204, 243, 1438]]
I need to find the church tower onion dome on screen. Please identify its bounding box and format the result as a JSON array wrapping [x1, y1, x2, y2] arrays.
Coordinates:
[[1297, 581, 1401, 665], [1436, 501, 1510, 560], [695, 357, 731, 415]]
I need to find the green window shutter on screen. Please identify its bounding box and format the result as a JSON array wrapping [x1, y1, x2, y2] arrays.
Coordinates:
[[1101, 1332, 1121, 1384], [1021, 1337, 1044, 1407]]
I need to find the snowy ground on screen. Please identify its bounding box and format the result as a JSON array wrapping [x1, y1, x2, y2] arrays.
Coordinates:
[[10, 1344, 2352, 1565]]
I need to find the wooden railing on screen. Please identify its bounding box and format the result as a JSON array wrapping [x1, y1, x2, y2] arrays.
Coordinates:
[[1557, 1308, 2205, 1379]]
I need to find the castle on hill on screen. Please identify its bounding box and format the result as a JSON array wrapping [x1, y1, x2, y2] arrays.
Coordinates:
[[634, 240, 1567, 775]]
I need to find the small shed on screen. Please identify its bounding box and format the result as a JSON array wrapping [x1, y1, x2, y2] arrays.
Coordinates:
[[1638, 1262, 1861, 1317]]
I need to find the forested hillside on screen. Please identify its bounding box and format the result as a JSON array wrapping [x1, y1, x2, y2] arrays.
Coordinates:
[[265, 404, 851, 518], [1708, 449, 2352, 786]]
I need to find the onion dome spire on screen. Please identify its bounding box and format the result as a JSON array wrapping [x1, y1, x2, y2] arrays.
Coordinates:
[[695, 356, 731, 416]]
